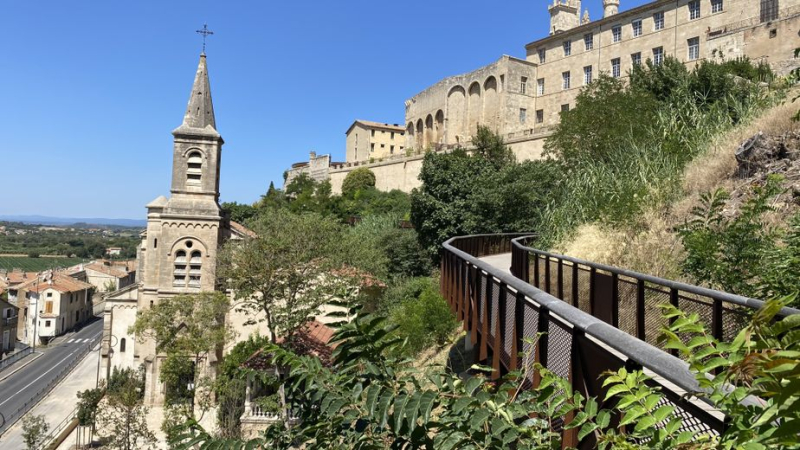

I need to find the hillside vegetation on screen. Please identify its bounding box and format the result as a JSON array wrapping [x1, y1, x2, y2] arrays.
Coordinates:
[[110, 57, 800, 449]]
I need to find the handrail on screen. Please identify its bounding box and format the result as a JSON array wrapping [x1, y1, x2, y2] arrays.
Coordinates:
[[511, 235, 800, 318], [439, 233, 788, 447], [444, 235, 703, 395]]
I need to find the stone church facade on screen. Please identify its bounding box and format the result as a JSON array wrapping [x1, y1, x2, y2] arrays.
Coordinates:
[[99, 53, 252, 405], [288, 0, 800, 195]]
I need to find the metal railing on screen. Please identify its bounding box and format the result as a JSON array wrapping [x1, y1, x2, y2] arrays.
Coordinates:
[[440, 234, 797, 448], [0, 345, 33, 374], [35, 407, 78, 450], [510, 235, 799, 350], [0, 336, 98, 437]]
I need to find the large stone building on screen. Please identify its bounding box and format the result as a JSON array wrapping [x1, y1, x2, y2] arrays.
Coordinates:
[[345, 120, 406, 162], [100, 53, 253, 405], [287, 0, 800, 194]]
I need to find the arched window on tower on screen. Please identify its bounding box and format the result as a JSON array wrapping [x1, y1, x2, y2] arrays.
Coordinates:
[[173, 250, 187, 286], [187, 152, 203, 185], [189, 250, 202, 287], [120, 338, 126, 352]]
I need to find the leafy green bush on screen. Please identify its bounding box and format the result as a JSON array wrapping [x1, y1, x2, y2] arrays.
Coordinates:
[[341, 168, 376, 197], [215, 334, 272, 438], [381, 228, 431, 280], [539, 56, 778, 244], [107, 366, 145, 400], [389, 277, 457, 355], [679, 175, 800, 305], [173, 299, 800, 449], [411, 127, 555, 257]]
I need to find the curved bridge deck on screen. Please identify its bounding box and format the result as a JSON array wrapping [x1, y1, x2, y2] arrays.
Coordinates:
[[441, 234, 797, 449]]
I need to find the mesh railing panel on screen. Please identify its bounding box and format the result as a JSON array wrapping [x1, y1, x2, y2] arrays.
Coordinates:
[[477, 272, 487, 333], [576, 266, 592, 314], [561, 261, 574, 306], [488, 280, 500, 343], [549, 260, 560, 297], [618, 277, 638, 337], [521, 302, 540, 385], [547, 318, 572, 380], [502, 288, 516, 369], [644, 286, 671, 347], [722, 306, 750, 342]]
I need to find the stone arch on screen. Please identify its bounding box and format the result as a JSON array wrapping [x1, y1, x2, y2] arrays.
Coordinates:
[[169, 236, 209, 256], [435, 110, 444, 145], [415, 119, 424, 149], [483, 76, 499, 131], [446, 85, 466, 145], [467, 81, 482, 136], [424, 114, 434, 148]]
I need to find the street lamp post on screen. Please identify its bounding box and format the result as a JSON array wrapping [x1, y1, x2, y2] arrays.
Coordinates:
[[95, 333, 118, 388]]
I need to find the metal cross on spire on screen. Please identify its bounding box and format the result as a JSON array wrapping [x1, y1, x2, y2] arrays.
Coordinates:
[[196, 23, 214, 54]]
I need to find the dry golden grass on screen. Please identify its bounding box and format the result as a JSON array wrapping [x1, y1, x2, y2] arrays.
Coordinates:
[[680, 97, 800, 218], [555, 94, 800, 280]]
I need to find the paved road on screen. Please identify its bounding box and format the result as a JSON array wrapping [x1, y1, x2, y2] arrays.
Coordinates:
[[0, 318, 102, 436]]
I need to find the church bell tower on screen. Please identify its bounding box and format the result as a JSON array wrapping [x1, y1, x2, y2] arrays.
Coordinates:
[[169, 53, 224, 210]]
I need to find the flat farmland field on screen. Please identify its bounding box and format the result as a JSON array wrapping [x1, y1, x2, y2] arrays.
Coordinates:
[[0, 256, 85, 272]]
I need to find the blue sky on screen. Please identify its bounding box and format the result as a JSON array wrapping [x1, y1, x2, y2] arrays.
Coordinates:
[[0, 0, 649, 219]]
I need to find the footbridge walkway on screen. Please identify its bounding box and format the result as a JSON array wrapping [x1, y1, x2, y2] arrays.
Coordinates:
[[440, 234, 798, 449]]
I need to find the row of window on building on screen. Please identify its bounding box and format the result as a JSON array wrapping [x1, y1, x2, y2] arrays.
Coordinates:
[[523, 38, 698, 97], [370, 129, 404, 139], [370, 143, 405, 154], [518, 104, 572, 126], [539, 0, 721, 63]]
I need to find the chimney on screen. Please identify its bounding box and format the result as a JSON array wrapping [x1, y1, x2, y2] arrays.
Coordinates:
[[309, 151, 317, 159]]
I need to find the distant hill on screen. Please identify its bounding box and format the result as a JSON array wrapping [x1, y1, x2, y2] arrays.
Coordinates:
[[0, 215, 146, 228]]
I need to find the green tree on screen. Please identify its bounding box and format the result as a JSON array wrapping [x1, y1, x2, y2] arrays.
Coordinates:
[[221, 201, 258, 224], [411, 126, 549, 258], [255, 181, 287, 211], [678, 176, 783, 298], [341, 168, 376, 197], [97, 367, 156, 450], [21, 414, 49, 450], [389, 277, 457, 355], [129, 292, 231, 405], [284, 174, 334, 215], [214, 334, 272, 438], [545, 75, 659, 165], [219, 210, 352, 343]]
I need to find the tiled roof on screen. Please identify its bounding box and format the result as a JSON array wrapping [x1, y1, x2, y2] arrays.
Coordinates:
[[346, 119, 405, 135], [230, 220, 257, 238], [4, 271, 39, 287], [83, 261, 133, 278], [22, 273, 94, 294], [242, 321, 337, 369]]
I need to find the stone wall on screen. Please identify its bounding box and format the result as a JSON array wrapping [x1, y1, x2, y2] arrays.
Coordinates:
[[328, 134, 548, 195]]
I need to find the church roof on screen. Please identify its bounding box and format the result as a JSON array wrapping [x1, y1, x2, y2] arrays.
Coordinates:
[[172, 53, 220, 138], [146, 195, 168, 208]]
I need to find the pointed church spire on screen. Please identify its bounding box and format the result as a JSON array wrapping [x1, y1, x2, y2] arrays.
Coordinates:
[[179, 53, 217, 132]]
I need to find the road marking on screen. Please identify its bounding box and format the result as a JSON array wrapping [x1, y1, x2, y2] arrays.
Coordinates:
[[67, 339, 74, 343], [0, 347, 83, 408]]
